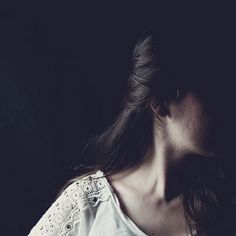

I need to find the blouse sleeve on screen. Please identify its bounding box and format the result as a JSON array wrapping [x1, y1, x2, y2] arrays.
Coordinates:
[[28, 180, 88, 236]]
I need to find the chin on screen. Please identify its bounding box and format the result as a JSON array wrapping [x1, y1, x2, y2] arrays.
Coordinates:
[[197, 145, 219, 159], [190, 139, 217, 159]]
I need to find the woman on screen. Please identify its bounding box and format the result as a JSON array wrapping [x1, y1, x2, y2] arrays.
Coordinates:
[[28, 27, 236, 236]]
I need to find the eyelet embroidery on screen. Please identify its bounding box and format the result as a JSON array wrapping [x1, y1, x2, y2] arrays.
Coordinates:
[[29, 170, 109, 236]]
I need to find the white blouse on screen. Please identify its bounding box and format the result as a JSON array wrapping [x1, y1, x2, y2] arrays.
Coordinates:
[[28, 170, 149, 236], [28, 170, 197, 236]]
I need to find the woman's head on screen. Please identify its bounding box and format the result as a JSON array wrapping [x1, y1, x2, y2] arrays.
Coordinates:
[[123, 29, 225, 160], [81, 26, 236, 174], [80, 27, 236, 235]]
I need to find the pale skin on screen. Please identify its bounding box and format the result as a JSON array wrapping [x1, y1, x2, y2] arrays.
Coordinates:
[[107, 89, 220, 236]]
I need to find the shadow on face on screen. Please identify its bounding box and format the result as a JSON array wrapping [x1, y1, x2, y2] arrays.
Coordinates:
[[171, 42, 236, 160], [180, 81, 236, 189]]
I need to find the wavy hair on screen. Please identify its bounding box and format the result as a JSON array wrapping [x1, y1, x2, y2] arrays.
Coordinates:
[[71, 28, 236, 235]]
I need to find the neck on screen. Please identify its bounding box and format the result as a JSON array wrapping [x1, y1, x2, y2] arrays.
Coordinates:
[[135, 137, 185, 202], [127, 127, 212, 203]]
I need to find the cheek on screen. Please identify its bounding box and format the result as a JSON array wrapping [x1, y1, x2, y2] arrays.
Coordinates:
[[186, 105, 211, 143], [179, 93, 215, 152]]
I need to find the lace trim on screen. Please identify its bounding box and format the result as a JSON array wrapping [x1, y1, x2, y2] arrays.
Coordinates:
[[29, 170, 110, 236]]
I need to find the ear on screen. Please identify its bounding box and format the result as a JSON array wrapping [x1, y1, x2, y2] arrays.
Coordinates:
[[150, 100, 170, 117]]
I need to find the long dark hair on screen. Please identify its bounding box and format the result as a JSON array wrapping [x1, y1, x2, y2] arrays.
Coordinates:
[[74, 28, 236, 235]]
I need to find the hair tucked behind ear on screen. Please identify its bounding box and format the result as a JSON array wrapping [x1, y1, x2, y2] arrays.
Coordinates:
[[72, 28, 236, 235]]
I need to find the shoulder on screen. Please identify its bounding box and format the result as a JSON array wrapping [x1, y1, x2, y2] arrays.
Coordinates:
[[28, 170, 110, 236]]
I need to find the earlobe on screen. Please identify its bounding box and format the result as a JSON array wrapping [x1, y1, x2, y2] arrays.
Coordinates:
[[158, 102, 170, 117], [150, 100, 158, 114]]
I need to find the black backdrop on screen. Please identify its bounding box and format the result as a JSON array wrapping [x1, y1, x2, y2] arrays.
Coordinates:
[[0, 2, 155, 235], [1, 2, 236, 235]]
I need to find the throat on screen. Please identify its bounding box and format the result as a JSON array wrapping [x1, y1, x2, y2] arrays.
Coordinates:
[[128, 156, 215, 206]]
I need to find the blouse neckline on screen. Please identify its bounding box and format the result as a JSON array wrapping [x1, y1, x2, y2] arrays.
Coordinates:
[[96, 169, 149, 236], [95, 169, 195, 236]]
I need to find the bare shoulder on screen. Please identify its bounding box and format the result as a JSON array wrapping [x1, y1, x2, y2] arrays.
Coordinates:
[[106, 168, 138, 196], [106, 168, 145, 215]]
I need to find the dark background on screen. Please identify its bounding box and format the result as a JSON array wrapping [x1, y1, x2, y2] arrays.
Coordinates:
[[0, 2, 235, 235], [0, 2, 155, 235]]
